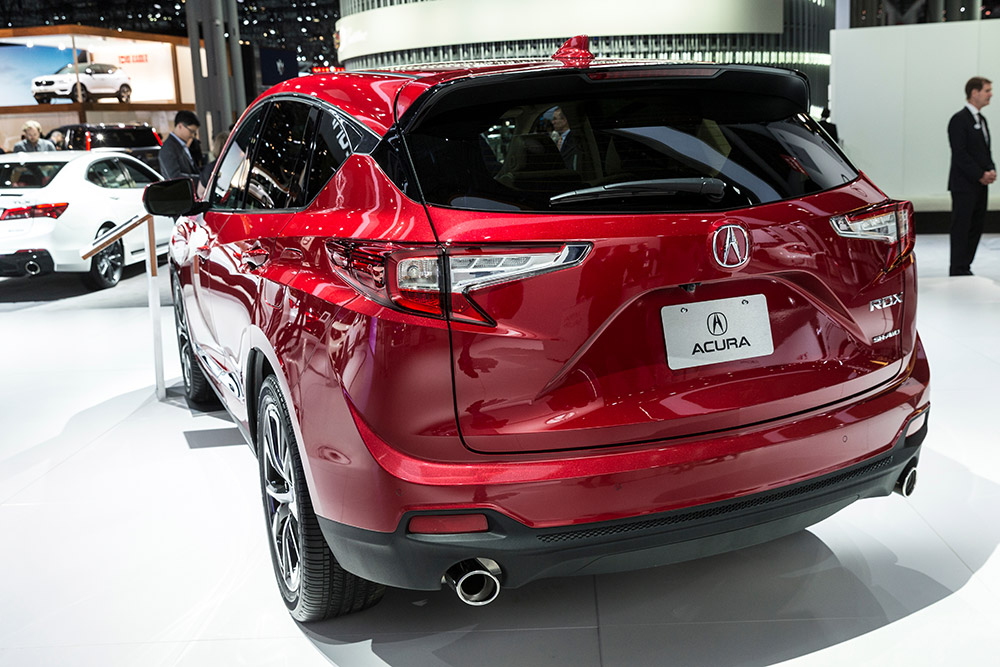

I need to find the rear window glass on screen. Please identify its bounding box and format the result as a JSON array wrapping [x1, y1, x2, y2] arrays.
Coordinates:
[[405, 83, 858, 213], [0, 162, 65, 189], [68, 128, 160, 149]]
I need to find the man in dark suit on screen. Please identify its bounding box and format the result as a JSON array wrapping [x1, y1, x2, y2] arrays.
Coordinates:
[[947, 76, 995, 276], [158, 110, 202, 181], [819, 107, 839, 144], [551, 107, 579, 170]]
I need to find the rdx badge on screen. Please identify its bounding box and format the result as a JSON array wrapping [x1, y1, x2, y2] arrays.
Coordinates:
[[870, 293, 903, 311]]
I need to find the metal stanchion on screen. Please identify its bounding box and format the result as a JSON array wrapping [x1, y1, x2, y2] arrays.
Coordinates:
[[81, 214, 166, 401], [144, 219, 166, 400]]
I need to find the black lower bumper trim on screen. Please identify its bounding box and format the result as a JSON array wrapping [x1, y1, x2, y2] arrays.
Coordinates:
[[319, 412, 928, 591], [0, 250, 55, 277]]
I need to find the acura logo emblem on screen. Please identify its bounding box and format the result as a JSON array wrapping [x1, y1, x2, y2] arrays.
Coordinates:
[[707, 312, 728, 336], [713, 224, 751, 268]]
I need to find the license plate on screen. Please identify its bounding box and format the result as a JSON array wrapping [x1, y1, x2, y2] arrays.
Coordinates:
[[661, 294, 774, 370]]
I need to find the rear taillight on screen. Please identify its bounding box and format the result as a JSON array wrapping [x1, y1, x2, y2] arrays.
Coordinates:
[[327, 241, 590, 325], [0, 203, 69, 220], [830, 200, 914, 270]]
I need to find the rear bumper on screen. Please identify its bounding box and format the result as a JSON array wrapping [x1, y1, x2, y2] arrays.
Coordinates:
[[319, 414, 927, 590], [0, 250, 55, 277]]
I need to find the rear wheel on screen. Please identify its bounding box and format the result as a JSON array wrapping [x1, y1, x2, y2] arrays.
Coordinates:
[[117, 84, 131, 103], [257, 376, 385, 621], [171, 272, 217, 406], [80, 227, 123, 289]]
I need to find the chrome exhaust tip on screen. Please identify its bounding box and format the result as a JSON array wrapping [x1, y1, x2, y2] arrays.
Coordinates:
[[895, 464, 918, 498], [24, 260, 41, 276], [444, 558, 502, 606]]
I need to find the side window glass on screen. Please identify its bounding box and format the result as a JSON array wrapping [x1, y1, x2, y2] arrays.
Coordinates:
[[211, 106, 265, 210], [245, 100, 313, 210], [119, 159, 159, 187], [285, 109, 319, 209], [303, 110, 352, 203], [87, 160, 129, 189]]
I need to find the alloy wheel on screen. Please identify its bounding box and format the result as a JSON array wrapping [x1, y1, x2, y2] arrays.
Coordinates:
[[262, 402, 301, 593], [95, 241, 123, 284], [172, 282, 192, 392]]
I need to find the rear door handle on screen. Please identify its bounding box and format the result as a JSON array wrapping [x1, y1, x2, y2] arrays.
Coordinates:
[[241, 246, 269, 269]]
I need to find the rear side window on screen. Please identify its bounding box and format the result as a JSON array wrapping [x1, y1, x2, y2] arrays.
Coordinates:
[[405, 76, 859, 213], [87, 159, 131, 189], [119, 159, 160, 186], [302, 110, 352, 203], [245, 100, 313, 210], [211, 107, 265, 210], [0, 162, 65, 188]]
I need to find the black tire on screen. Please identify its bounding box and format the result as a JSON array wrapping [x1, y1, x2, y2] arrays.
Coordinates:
[[171, 272, 218, 406], [80, 227, 123, 289], [71, 83, 91, 103], [117, 85, 131, 103], [34, 95, 51, 104], [257, 376, 385, 621]]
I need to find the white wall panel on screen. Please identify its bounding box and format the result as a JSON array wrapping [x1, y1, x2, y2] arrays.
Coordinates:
[[832, 21, 1000, 211], [902, 22, 979, 209], [337, 0, 783, 62]]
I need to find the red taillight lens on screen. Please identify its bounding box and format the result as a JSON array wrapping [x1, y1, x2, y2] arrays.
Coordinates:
[[1, 202, 69, 220], [830, 200, 914, 270], [327, 240, 446, 318], [327, 241, 590, 325]]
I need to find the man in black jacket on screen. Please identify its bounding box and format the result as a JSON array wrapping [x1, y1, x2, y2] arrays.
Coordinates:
[[947, 76, 995, 276], [551, 107, 579, 170], [158, 110, 201, 181]]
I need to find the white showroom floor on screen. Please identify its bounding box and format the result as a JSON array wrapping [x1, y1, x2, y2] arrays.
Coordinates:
[[1, 234, 999, 667]]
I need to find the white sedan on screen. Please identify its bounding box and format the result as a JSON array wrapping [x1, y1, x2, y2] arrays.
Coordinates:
[[0, 151, 173, 289]]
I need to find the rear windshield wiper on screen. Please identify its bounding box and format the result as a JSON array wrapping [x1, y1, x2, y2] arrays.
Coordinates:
[[549, 178, 726, 205]]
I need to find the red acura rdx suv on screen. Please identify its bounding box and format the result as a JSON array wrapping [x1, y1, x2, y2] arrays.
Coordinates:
[[145, 39, 930, 621]]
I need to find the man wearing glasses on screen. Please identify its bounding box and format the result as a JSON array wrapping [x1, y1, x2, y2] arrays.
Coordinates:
[[159, 110, 202, 181]]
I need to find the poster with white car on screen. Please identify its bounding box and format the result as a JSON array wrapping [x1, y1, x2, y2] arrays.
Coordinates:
[[0, 40, 176, 105]]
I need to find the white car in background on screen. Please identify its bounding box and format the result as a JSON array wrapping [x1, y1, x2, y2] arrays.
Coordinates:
[[32, 63, 132, 104], [0, 152, 172, 289]]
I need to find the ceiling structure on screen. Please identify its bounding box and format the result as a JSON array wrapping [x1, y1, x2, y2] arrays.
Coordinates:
[[0, 0, 341, 68]]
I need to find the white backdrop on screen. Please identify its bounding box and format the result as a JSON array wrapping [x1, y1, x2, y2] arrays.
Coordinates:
[[336, 0, 782, 62], [831, 20, 1000, 211]]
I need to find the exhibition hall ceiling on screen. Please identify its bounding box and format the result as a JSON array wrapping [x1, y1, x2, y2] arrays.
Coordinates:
[[0, 0, 339, 66]]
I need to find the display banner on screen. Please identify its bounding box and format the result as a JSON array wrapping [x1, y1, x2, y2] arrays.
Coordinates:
[[88, 42, 175, 103], [0, 44, 82, 106], [0, 40, 175, 107]]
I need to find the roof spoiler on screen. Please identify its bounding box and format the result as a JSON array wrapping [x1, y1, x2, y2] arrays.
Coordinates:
[[552, 35, 595, 67]]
